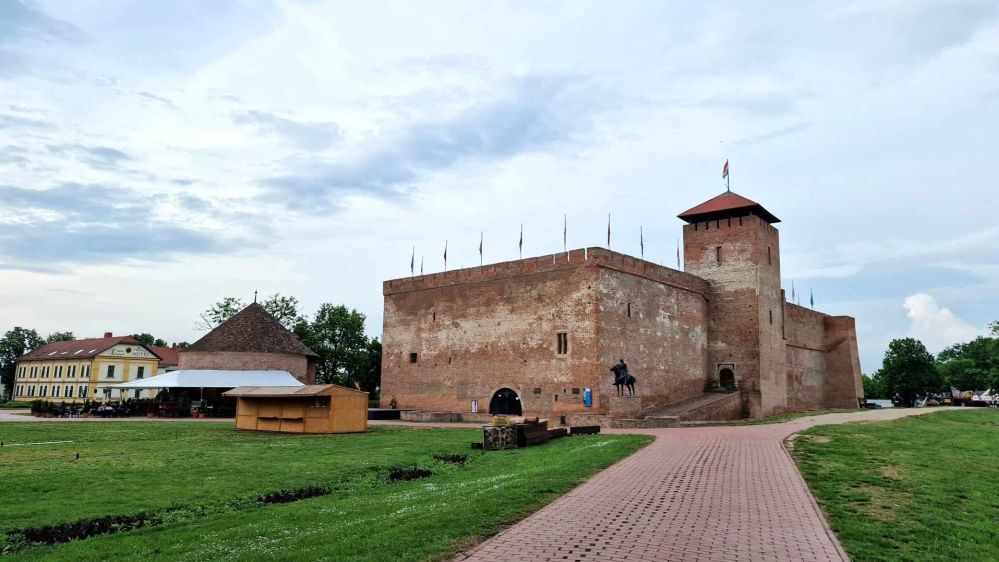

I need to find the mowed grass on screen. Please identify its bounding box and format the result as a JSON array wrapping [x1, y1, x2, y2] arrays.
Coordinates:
[[734, 408, 863, 425], [794, 410, 999, 562], [0, 422, 650, 560]]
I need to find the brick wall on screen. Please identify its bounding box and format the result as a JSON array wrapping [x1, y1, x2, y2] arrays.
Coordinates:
[[823, 316, 864, 408], [381, 248, 709, 418], [784, 303, 828, 410], [178, 351, 312, 384], [683, 214, 785, 416]]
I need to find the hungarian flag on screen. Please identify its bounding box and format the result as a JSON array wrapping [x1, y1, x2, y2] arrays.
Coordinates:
[[519, 224, 523, 257], [478, 232, 483, 262], [443, 240, 448, 265], [607, 214, 611, 247], [722, 159, 729, 179]]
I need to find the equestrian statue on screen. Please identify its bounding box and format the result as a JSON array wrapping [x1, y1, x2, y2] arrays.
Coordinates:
[[610, 359, 637, 397]]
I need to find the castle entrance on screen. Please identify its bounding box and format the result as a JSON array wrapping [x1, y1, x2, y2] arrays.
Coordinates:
[[489, 388, 522, 416], [719, 368, 735, 389]]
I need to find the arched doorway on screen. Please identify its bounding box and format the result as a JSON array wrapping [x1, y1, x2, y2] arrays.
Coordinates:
[[719, 368, 735, 389], [489, 388, 522, 415]]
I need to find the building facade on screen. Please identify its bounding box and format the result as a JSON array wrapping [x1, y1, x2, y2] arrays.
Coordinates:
[[179, 303, 319, 384], [380, 192, 863, 421], [13, 333, 161, 402]]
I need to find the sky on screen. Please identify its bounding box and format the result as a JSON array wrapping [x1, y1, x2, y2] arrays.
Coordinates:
[[1, 0, 997, 373]]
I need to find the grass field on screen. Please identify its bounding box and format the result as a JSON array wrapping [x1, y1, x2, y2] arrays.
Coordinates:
[[794, 410, 999, 562], [0, 422, 650, 560], [734, 408, 863, 425]]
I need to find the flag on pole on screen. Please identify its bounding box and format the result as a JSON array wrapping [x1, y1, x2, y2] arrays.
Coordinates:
[[722, 159, 729, 179], [607, 214, 611, 248], [639, 226, 644, 258], [810, 287, 814, 309], [420, 256, 423, 275], [563, 214, 567, 253], [676, 239, 681, 269], [791, 281, 796, 303], [519, 224, 523, 259], [410, 247, 415, 276], [479, 232, 483, 266], [443, 240, 448, 271]]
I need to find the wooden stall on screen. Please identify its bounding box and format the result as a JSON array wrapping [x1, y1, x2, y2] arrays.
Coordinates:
[[223, 385, 368, 434]]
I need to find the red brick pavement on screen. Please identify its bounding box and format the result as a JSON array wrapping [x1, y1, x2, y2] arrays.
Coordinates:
[[456, 408, 950, 562]]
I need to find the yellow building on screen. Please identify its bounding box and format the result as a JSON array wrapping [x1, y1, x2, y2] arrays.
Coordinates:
[[12, 333, 162, 402]]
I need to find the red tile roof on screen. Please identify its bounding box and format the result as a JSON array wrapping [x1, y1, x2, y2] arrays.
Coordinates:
[[150, 346, 180, 366], [17, 335, 151, 362], [677, 191, 780, 224]]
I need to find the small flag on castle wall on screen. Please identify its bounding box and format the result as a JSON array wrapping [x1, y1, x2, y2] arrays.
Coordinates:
[[563, 214, 567, 253], [607, 214, 611, 248], [722, 159, 729, 179], [640, 226, 644, 258], [443, 240, 448, 271], [519, 224, 523, 259], [410, 247, 415, 276], [479, 232, 483, 265], [676, 239, 681, 269]]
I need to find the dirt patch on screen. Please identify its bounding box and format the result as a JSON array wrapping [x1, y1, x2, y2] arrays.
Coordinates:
[[854, 484, 907, 522], [879, 466, 904, 480], [4, 513, 162, 549], [432, 453, 468, 465], [389, 466, 433, 481], [256, 485, 332, 504], [806, 435, 832, 443]]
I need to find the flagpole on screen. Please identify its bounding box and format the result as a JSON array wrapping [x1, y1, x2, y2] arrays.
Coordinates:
[[607, 213, 611, 249], [479, 231, 483, 266], [563, 214, 567, 255], [444, 240, 448, 273], [640, 225, 644, 259], [519, 223, 523, 260]]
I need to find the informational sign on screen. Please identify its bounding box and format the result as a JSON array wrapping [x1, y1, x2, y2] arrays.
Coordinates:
[[100, 345, 155, 359], [471, 400, 479, 413]]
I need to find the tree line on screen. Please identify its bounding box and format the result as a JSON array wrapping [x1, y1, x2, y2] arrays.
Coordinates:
[[864, 320, 999, 406], [1, 294, 380, 400]]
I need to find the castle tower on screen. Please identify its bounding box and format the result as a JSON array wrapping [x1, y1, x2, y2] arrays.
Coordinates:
[[678, 191, 787, 417]]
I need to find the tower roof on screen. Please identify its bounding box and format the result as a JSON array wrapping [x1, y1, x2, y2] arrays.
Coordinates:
[[677, 191, 780, 224], [187, 302, 319, 357]]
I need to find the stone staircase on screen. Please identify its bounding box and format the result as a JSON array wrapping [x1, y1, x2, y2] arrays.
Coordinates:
[[610, 391, 741, 429]]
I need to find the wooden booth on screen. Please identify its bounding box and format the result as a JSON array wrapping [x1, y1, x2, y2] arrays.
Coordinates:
[[224, 385, 368, 434]]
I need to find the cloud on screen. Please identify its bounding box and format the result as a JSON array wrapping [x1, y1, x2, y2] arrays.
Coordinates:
[[0, 0, 84, 75], [232, 110, 340, 151], [0, 113, 57, 131], [0, 183, 234, 269], [46, 144, 131, 170], [904, 293, 982, 353], [137, 91, 178, 109], [258, 74, 605, 209]]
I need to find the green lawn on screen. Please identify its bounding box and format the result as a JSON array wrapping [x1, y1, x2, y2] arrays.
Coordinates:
[[0, 422, 649, 560], [794, 410, 999, 562]]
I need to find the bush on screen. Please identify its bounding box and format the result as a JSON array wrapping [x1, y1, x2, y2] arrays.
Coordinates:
[[0, 401, 33, 409]]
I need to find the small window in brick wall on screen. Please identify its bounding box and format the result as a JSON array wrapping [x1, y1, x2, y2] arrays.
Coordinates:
[[571, 388, 580, 395], [627, 302, 632, 317], [409, 352, 418, 363], [534, 387, 542, 394], [716, 246, 723, 264], [767, 246, 772, 265], [769, 310, 773, 324], [556, 332, 569, 355]]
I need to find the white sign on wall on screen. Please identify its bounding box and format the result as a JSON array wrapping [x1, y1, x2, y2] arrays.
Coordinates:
[[99, 345, 156, 359]]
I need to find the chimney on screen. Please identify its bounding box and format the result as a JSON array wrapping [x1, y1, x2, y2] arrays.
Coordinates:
[[104, 332, 113, 338]]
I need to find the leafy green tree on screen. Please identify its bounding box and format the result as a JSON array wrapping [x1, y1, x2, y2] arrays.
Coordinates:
[[862, 372, 889, 399], [295, 304, 370, 386], [936, 334, 998, 392], [45, 331, 75, 343], [0, 328, 44, 400], [197, 294, 304, 330], [355, 337, 382, 394], [131, 333, 168, 347], [880, 338, 939, 406], [260, 294, 306, 329]]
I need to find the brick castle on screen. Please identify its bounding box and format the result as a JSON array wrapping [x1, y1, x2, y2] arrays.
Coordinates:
[[380, 191, 863, 423]]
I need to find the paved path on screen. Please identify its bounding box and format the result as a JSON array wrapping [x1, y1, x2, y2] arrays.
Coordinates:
[[456, 408, 950, 562]]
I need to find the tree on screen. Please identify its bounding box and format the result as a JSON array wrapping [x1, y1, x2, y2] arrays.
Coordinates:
[[355, 337, 382, 395], [295, 304, 370, 386], [260, 294, 306, 329], [132, 333, 168, 347], [0, 328, 44, 400], [45, 331, 75, 343], [197, 294, 304, 330], [879, 338, 939, 407], [937, 334, 998, 392], [197, 297, 246, 330], [862, 373, 888, 399]]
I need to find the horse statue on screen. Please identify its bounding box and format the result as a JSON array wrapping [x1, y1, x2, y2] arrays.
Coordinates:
[[610, 360, 637, 397]]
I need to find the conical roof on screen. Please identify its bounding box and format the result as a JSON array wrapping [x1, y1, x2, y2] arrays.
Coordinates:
[[187, 303, 318, 357], [677, 191, 780, 224]]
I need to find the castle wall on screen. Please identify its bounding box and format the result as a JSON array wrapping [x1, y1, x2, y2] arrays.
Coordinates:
[[380, 248, 710, 418], [381, 250, 600, 416], [823, 316, 864, 408], [784, 303, 828, 411], [594, 266, 708, 412]]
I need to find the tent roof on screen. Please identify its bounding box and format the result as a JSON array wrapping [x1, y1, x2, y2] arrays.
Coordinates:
[[110, 370, 303, 389], [677, 191, 780, 224], [224, 384, 367, 398]]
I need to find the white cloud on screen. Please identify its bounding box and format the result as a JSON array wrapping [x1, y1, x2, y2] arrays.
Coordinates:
[[904, 293, 983, 352]]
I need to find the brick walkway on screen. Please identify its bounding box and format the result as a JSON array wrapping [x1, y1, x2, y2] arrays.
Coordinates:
[[456, 408, 949, 562]]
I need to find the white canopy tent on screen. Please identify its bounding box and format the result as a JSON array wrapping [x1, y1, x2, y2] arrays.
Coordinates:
[[111, 370, 304, 390]]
